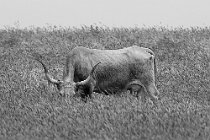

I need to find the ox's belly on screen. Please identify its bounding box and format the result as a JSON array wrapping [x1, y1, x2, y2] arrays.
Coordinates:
[[96, 79, 129, 94]]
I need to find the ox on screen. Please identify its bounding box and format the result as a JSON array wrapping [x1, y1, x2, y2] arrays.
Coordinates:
[[36, 46, 159, 103]]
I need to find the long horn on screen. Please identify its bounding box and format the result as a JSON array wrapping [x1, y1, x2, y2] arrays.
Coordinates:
[[35, 57, 61, 85], [90, 62, 101, 78], [75, 62, 101, 86]]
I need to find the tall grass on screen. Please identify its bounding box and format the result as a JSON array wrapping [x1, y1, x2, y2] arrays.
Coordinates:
[[0, 25, 210, 140]]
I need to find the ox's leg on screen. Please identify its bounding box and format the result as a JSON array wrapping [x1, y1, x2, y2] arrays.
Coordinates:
[[133, 86, 147, 110], [88, 84, 95, 98], [134, 86, 142, 98], [144, 83, 159, 106], [140, 91, 147, 104], [139, 90, 147, 111], [79, 84, 94, 102]]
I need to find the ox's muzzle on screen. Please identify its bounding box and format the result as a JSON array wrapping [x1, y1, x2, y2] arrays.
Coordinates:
[[57, 82, 76, 96]]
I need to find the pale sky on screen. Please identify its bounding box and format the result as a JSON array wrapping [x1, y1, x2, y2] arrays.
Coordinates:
[[0, 0, 210, 28]]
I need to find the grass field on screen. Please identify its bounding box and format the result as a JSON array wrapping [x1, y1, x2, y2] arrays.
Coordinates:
[[0, 25, 210, 140]]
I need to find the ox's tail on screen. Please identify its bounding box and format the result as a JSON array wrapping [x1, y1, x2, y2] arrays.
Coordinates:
[[154, 57, 157, 84], [144, 48, 157, 83]]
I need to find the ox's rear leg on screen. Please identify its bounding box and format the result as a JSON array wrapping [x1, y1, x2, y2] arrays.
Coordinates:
[[140, 90, 147, 104], [128, 86, 139, 96], [133, 87, 147, 114], [144, 83, 159, 107], [134, 86, 147, 109]]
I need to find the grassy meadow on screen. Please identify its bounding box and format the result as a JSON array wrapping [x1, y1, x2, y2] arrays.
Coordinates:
[[0, 25, 210, 140]]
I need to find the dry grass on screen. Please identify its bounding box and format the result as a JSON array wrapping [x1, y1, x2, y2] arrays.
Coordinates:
[[0, 25, 210, 140]]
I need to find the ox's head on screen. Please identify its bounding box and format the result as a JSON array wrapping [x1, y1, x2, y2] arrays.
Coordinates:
[[36, 57, 100, 97]]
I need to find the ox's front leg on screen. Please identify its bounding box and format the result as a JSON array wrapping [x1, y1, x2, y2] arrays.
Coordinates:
[[74, 83, 94, 102]]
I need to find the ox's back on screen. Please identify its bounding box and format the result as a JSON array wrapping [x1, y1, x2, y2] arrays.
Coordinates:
[[71, 46, 152, 65]]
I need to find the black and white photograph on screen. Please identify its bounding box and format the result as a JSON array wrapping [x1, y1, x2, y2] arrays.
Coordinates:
[[0, 0, 210, 139]]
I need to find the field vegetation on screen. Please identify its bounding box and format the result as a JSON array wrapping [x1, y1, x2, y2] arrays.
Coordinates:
[[0, 25, 210, 140]]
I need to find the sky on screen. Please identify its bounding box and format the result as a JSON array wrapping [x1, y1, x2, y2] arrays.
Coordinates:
[[0, 0, 210, 29]]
